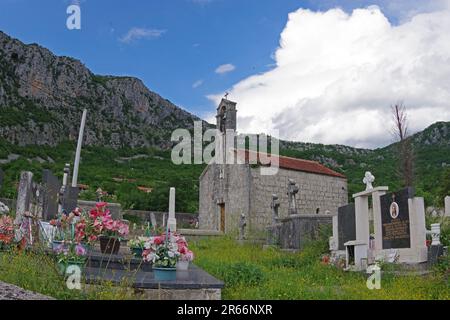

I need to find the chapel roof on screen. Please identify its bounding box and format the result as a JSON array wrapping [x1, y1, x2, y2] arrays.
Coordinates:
[[236, 149, 346, 179]]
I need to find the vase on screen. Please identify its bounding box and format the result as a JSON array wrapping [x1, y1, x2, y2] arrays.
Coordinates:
[[176, 260, 190, 271], [153, 267, 177, 281], [99, 236, 121, 254], [131, 247, 143, 258]]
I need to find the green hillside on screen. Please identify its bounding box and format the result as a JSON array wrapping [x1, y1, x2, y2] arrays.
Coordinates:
[[0, 122, 449, 213]]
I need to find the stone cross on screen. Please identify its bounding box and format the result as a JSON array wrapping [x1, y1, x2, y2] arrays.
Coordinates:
[[287, 179, 299, 215], [239, 213, 247, 240], [96, 187, 103, 202], [167, 187, 177, 232], [270, 194, 280, 224], [363, 171, 375, 191], [150, 212, 157, 229]]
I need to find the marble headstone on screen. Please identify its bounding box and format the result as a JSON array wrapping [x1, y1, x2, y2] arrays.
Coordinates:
[[62, 186, 79, 214], [380, 187, 414, 249], [338, 203, 356, 250], [42, 170, 61, 221]]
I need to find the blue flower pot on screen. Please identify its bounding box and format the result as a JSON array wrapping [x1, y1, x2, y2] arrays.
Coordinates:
[[153, 267, 177, 281]]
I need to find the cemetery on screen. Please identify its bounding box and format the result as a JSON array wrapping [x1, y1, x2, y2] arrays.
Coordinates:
[[0, 101, 449, 300]]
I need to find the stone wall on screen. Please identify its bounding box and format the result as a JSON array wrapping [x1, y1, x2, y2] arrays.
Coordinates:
[[199, 164, 347, 235], [249, 167, 347, 233], [198, 164, 251, 232], [123, 210, 198, 228], [270, 214, 333, 250], [198, 164, 220, 230]]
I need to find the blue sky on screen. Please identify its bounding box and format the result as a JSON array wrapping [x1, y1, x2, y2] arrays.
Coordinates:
[[1, 0, 448, 147], [0, 0, 405, 115]]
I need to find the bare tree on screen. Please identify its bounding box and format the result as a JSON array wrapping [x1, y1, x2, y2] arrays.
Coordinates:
[[391, 103, 414, 187]]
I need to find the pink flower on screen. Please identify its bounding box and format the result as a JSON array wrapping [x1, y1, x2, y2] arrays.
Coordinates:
[[75, 244, 87, 256]]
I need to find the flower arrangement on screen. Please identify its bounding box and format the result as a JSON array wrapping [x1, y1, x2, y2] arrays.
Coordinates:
[[143, 234, 180, 268], [142, 233, 194, 267], [91, 202, 129, 239], [55, 242, 87, 265], [129, 237, 146, 249], [174, 234, 194, 262], [0, 215, 15, 249]]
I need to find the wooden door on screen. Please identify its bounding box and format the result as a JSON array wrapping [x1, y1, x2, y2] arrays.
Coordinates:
[[219, 204, 225, 232]]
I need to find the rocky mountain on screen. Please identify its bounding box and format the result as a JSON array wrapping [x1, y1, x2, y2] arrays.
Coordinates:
[[0, 30, 204, 149]]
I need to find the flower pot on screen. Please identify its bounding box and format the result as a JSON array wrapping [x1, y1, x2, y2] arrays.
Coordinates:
[[99, 236, 121, 254], [176, 260, 190, 271], [153, 267, 177, 281], [131, 247, 143, 258]]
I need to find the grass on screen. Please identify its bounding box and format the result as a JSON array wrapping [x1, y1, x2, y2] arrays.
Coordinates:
[[0, 235, 448, 300], [0, 248, 142, 300], [191, 236, 450, 300]]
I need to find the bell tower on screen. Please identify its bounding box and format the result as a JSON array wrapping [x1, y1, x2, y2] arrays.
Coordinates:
[[216, 98, 237, 165], [216, 98, 237, 134]]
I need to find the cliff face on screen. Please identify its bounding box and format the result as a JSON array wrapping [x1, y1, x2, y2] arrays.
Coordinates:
[[0, 31, 203, 149]]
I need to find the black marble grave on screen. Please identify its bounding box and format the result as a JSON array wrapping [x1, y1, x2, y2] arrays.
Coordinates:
[[380, 187, 414, 249], [82, 246, 223, 291], [62, 186, 79, 213], [338, 203, 356, 250], [42, 170, 61, 220]]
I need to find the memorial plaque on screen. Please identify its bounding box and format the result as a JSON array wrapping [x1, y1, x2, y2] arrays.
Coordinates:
[[42, 170, 61, 221], [338, 203, 356, 250], [380, 187, 414, 249], [62, 186, 79, 214]]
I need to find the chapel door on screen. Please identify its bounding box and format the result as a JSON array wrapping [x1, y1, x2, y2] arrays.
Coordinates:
[[219, 204, 225, 232]]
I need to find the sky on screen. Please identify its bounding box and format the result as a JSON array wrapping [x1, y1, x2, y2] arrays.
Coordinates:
[[0, 0, 449, 148]]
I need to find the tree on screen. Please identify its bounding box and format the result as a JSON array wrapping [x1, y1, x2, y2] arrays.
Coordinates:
[[391, 103, 415, 187]]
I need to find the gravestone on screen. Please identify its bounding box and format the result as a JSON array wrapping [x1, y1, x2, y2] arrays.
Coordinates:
[[42, 170, 61, 221], [445, 196, 450, 217], [380, 187, 414, 249], [62, 186, 79, 214], [150, 212, 157, 229], [15, 171, 33, 223], [338, 203, 356, 250]]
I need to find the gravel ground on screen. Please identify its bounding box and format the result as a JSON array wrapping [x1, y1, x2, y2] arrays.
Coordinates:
[[0, 281, 54, 300]]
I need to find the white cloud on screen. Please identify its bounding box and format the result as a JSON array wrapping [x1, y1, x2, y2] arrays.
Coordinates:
[[208, 4, 450, 148], [119, 27, 166, 43], [192, 79, 204, 88], [215, 63, 236, 74]]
